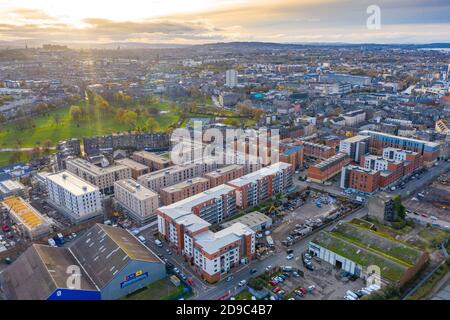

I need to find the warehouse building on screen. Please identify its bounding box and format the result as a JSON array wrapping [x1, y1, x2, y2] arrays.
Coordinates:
[[220, 211, 272, 232], [1, 196, 52, 240], [309, 221, 428, 288], [70, 224, 166, 300], [1, 224, 166, 300], [0, 244, 101, 300]]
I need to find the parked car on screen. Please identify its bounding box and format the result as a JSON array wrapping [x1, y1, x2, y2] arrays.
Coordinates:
[[286, 253, 294, 260], [250, 268, 257, 274], [173, 267, 180, 274], [238, 280, 247, 287]]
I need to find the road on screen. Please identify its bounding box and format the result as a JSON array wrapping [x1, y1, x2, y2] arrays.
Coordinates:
[[137, 161, 448, 300], [138, 206, 367, 300]]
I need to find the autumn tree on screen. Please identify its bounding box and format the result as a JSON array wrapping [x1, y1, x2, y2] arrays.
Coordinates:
[[145, 117, 160, 133], [70, 105, 84, 123]]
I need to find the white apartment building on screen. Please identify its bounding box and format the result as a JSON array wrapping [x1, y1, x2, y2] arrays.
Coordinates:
[[114, 179, 159, 224], [66, 158, 132, 195], [382, 147, 410, 162], [225, 69, 238, 88], [363, 155, 390, 171], [46, 171, 103, 223]]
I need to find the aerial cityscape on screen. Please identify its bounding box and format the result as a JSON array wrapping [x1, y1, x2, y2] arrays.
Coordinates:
[[0, 0, 449, 307]]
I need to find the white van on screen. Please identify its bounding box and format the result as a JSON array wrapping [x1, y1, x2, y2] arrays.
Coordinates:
[[154, 239, 163, 247]]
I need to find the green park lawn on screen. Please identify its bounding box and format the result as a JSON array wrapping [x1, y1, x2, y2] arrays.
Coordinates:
[[0, 102, 179, 149]]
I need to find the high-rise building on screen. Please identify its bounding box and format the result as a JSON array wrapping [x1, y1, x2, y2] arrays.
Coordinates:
[[46, 171, 103, 223], [225, 69, 238, 88]]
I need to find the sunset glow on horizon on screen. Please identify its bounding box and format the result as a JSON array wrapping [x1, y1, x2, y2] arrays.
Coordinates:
[[0, 0, 449, 45]]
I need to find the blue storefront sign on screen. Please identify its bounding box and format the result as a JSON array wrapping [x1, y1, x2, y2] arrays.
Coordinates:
[[120, 270, 149, 289]]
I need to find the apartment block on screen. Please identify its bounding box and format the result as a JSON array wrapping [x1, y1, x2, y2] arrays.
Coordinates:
[[160, 177, 210, 206], [66, 158, 132, 194], [359, 130, 440, 165], [280, 145, 304, 170], [114, 179, 159, 224], [227, 162, 293, 209], [340, 165, 380, 194], [157, 186, 254, 283], [137, 161, 218, 193], [307, 153, 351, 183], [115, 158, 149, 179], [339, 135, 370, 162], [303, 141, 335, 159], [204, 165, 244, 188], [131, 151, 171, 172], [157, 184, 237, 228], [46, 171, 103, 223]]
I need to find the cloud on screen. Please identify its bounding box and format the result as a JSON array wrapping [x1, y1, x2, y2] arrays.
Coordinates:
[[0, 0, 449, 44], [10, 8, 57, 21]]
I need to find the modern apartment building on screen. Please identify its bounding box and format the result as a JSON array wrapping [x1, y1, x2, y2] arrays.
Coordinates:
[[227, 162, 293, 209], [302, 141, 335, 159], [131, 151, 172, 172], [157, 184, 237, 227], [115, 158, 149, 179], [204, 165, 244, 188], [307, 153, 351, 183], [359, 130, 440, 165], [339, 135, 370, 162], [340, 165, 380, 194], [46, 171, 103, 223], [160, 177, 210, 206], [137, 161, 218, 193], [157, 189, 254, 283], [114, 179, 159, 224], [66, 158, 132, 194]]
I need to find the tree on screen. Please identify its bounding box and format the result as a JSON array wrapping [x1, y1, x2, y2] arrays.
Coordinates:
[[393, 195, 406, 220], [94, 95, 110, 113], [145, 117, 160, 133], [9, 151, 22, 164], [121, 110, 138, 128], [42, 139, 53, 152], [69, 105, 84, 123]]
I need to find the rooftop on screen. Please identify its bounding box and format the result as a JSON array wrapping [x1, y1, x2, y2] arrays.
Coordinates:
[[194, 222, 254, 255], [67, 158, 129, 176], [158, 184, 236, 220], [204, 164, 243, 178], [2, 197, 49, 231], [161, 177, 209, 193], [227, 162, 291, 187], [341, 135, 370, 143], [47, 171, 99, 196], [115, 158, 149, 171], [221, 211, 272, 230], [114, 179, 157, 200]]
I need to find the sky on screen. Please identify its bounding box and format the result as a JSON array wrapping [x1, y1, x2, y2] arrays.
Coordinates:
[[0, 0, 449, 45]]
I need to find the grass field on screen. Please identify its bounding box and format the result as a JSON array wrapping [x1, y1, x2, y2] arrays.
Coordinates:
[[0, 101, 179, 149], [0, 151, 33, 167]]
